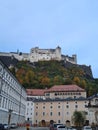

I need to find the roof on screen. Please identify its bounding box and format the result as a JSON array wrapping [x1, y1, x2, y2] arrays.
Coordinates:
[[0, 56, 18, 67], [88, 93, 98, 100], [26, 89, 45, 96], [45, 85, 85, 93]]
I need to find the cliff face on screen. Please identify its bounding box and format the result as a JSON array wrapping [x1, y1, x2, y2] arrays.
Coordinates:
[[63, 61, 93, 79]]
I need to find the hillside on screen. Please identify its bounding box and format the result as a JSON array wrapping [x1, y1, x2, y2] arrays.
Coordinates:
[[0, 56, 98, 96], [11, 60, 98, 96]]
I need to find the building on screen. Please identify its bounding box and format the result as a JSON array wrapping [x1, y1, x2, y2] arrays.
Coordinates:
[[44, 85, 86, 99], [33, 85, 89, 126], [26, 85, 98, 126], [25, 89, 46, 124], [26, 89, 45, 99], [25, 85, 93, 126], [0, 59, 27, 124], [86, 94, 98, 125], [33, 97, 89, 126], [0, 46, 77, 64]]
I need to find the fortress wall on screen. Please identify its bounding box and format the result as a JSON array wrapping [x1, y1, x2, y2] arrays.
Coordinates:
[[0, 46, 77, 64]]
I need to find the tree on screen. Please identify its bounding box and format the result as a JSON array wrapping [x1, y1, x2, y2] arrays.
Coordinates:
[[72, 111, 86, 126], [53, 75, 64, 85], [40, 76, 50, 88], [73, 76, 80, 85], [80, 80, 86, 89]]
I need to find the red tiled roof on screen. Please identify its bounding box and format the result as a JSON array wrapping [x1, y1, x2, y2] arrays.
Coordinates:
[[26, 85, 85, 96], [45, 85, 85, 93], [26, 89, 45, 96]]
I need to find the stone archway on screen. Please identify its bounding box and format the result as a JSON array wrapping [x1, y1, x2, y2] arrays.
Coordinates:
[[50, 120, 54, 124], [41, 120, 46, 126], [66, 120, 70, 127]]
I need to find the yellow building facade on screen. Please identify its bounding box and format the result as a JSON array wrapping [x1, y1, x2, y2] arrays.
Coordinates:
[[26, 85, 97, 126]]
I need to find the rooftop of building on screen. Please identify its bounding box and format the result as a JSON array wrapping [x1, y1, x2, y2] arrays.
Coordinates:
[[26, 89, 45, 96], [26, 85, 85, 97], [0, 56, 18, 67], [45, 84, 85, 93]]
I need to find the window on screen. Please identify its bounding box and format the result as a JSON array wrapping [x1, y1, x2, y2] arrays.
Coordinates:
[[50, 106, 53, 109], [66, 105, 69, 108], [50, 112, 52, 116], [58, 112, 60, 116], [43, 112, 45, 116], [66, 112, 69, 115], [31, 103, 33, 106], [75, 105, 78, 108], [58, 106, 60, 108], [58, 120, 61, 123], [36, 112, 38, 116], [55, 93, 57, 96], [43, 106, 45, 109]]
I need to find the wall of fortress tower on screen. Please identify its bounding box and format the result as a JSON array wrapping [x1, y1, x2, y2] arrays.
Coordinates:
[[29, 46, 61, 62], [0, 46, 77, 64]]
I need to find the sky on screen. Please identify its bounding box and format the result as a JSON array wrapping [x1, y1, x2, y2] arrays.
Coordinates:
[[0, 0, 98, 78]]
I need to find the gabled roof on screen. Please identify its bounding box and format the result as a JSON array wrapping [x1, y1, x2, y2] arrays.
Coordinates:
[[45, 85, 85, 93], [26, 85, 85, 96], [26, 89, 45, 96]]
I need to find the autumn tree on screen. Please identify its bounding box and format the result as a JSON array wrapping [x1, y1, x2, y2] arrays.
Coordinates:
[[40, 76, 50, 88], [73, 76, 80, 85]]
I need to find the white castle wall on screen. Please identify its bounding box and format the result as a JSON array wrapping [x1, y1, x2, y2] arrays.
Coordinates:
[[0, 46, 77, 64], [29, 46, 61, 62]]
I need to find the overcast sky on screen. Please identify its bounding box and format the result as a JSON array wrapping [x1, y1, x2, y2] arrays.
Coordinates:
[[0, 0, 98, 78]]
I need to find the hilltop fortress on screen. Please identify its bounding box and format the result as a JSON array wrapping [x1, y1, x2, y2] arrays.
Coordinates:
[[0, 46, 93, 78], [0, 46, 77, 64]]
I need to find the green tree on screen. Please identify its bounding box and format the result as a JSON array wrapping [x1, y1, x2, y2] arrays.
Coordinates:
[[72, 111, 86, 126], [53, 75, 64, 85]]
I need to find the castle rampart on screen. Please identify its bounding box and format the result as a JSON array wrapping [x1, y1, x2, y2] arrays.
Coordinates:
[[0, 46, 77, 64]]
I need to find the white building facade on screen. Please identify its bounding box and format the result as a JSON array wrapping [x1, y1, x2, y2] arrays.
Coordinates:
[[25, 89, 45, 124], [0, 60, 27, 124]]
